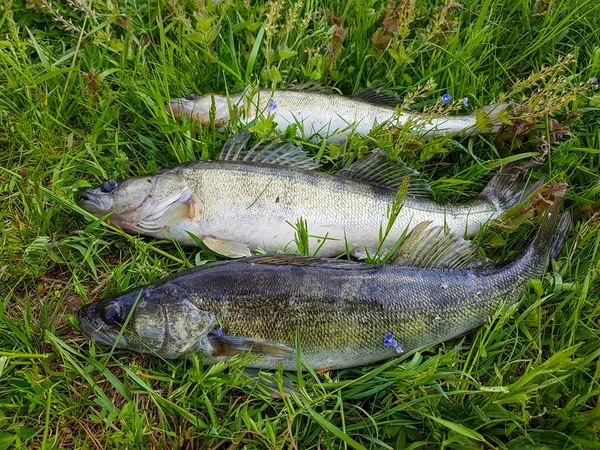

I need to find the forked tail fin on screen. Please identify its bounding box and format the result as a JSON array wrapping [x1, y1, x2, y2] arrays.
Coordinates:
[[530, 194, 570, 262], [479, 163, 545, 211]]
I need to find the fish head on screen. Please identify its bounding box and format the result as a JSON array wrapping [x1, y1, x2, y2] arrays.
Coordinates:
[[166, 93, 231, 125], [78, 171, 197, 234], [78, 284, 217, 358]]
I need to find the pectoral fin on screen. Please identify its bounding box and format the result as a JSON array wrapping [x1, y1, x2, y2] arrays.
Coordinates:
[[202, 235, 251, 258], [209, 335, 295, 359]]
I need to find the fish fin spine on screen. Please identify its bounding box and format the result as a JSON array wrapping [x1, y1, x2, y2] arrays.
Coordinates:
[[385, 221, 491, 269], [336, 149, 434, 199], [350, 84, 402, 108], [218, 130, 321, 170]]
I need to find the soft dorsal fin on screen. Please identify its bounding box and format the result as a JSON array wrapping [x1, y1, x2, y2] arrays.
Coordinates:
[[336, 150, 434, 199], [351, 84, 402, 108], [386, 222, 491, 269], [242, 255, 373, 270], [218, 130, 321, 170]]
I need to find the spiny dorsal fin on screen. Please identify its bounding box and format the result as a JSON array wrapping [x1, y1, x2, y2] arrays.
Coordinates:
[[386, 222, 491, 269], [218, 130, 321, 170], [351, 84, 402, 108], [243, 255, 373, 270], [336, 150, 434, 199]]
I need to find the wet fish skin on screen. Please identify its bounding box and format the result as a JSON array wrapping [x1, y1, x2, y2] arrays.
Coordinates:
[[78, 133, 543, 258], [78, 157, 541, 258], [166, 88, 507, 142], [77, 200, 570, 370]]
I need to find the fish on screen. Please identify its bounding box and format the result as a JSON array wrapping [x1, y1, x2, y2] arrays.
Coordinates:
[[166, 85, 508, 142], [77, 197, 570, 370], [77, 131, 543, 258]]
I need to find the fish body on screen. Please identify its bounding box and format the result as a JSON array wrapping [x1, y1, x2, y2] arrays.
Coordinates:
[[167, 88, 507, 142], [78, 133, 542, 258], [77, 201, 570, 370]]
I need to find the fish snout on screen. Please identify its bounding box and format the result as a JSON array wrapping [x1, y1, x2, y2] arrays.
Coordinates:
[[77, 189, 113, 215], [165, 99, 189, 120]]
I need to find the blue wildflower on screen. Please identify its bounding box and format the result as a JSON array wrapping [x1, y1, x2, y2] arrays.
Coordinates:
[[214, 327, 224, 337], [463, 97, 469, 107], [441, 93, 451, 105], [592, 77, 598, 88], [557, 133, 563, 139], [395, 346, 404, 354], [550, 7, 555, 13], [384, 333, 402, 352], [324, 46, 330, 52], [212, 0, 218, 3], [268, 99, 277, 110], [383, 333, 394, 346]]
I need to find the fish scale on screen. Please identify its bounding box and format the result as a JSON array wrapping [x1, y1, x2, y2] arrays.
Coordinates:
[[79, 144, 543, 258], [77, 201, 570, 370], [167, 87, 508, 141]]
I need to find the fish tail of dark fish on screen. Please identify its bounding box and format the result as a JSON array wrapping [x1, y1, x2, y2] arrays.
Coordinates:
[[535, 205, 570, 261], [479, 163, 545, 211], [524, 196, 570, 274]]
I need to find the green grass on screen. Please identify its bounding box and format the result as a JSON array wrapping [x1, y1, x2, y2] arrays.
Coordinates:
[[1, 0, 599, 448]]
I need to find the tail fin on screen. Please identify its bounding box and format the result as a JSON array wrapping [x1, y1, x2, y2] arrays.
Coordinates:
[[530, 196, 570, 259], [472, 103, 509, 133], [479, 163, 545, 211]]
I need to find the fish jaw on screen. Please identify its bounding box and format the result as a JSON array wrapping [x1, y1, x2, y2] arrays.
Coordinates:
[[77, 301, 131, 349], [78, 188, 115, 216]]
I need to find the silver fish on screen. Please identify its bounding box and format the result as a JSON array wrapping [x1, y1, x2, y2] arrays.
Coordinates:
[[166, 86, 507, 142], [78, 132, 543, 258]]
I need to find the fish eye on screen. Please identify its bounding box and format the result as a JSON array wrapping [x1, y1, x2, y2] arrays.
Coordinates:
[[102, 303, 121, 324], [101, 179, 118, 193], [185, 93, 201, 101]]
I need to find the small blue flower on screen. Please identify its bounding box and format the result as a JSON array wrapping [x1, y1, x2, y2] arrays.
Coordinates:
[[592, 77, 598, 87], [550, 7, 555, 13], [557, 133, 564, 139], [212, 0, 218, 3], [384, 333, 394, 346], [214, 327, 224, 337], [455, 6, 461, 12], [463, 97, 469, 107], [395, 346, 404, 354], [268, 99, 277, 110], [324, 46, 330, 52], [441, 93, 451, 105]]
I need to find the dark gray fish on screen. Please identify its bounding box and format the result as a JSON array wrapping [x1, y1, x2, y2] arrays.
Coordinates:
[[78, 197, 570, 370]]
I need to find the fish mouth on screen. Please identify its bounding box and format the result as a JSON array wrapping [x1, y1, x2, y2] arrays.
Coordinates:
[[166, 99, 197, 120], [78, 190, 113, 216], [77, 308, 124, 348]]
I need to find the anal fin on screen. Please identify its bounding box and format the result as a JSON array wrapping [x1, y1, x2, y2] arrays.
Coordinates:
[[203, 235, 251, 258]]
